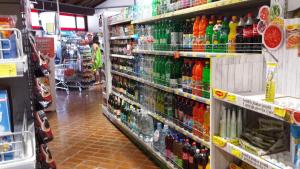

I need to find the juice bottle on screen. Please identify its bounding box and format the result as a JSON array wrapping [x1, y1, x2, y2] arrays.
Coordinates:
[[192, 103, 200, 136], [198, 15, 208, 52], [203, 105, 210, 141], [187, 60, 194, 93], [219, 17, 229, 53], [193, 61, 203, 96], [236, 16, 245, 53], [228, 16, 238, 53], [202, 61, 210, 98], [192, 16, 201, 52], [198, 103, 205, 138], [182, 59, 189, 92], [212, 18, 222, 53]]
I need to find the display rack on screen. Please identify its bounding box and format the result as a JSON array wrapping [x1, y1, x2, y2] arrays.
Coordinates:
[[102, 105, 177, 169], [103, 0, 300, 168]]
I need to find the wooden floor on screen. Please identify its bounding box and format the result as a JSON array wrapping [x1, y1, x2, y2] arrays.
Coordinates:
[[47, 87, 159, 169]]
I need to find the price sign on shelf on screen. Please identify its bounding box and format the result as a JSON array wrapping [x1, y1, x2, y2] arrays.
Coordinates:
[[0, 63, 17, 77], [212, 136, 227, 147]]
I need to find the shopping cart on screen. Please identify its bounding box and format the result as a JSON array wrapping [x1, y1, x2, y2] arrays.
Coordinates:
[[55, 59, 82, 94]]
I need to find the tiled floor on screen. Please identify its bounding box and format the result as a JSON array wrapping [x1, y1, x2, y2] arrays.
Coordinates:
[[47, 87, 159, 169]]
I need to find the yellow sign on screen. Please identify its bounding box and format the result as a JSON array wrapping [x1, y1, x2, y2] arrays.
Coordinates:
[[274, 107, 286, 118], [226, 94, 237, 103], [231, 148, 242, 158], [213, 89, 227, 99], [212, 136, 227, 147], [0, 63, 17, 77]]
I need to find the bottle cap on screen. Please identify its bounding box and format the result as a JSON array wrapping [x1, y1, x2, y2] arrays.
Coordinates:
[[196, 149, 200, 153], [232, 16, 237, 21], [192, 142, 196, 146], [247, 12, 253, 17], [185, 139, 189, 142]]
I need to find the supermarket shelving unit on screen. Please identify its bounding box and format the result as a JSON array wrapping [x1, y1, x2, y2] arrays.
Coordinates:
[[102, 0, 298, 169], [0, 0, 36, 168]]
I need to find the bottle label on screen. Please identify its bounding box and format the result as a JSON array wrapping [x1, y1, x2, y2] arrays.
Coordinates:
[[178, 32, 183, 44], [243, 27, 253, 38], [188, 34, 193, 48], [189, 156, 194, 164], [182, 152, 188, 160], [253, 23, 259, 36], [183, 34, 189, 48], [170, 78, 178, 87], [166, 149, 171, 159], [153, 131, 160, 142]]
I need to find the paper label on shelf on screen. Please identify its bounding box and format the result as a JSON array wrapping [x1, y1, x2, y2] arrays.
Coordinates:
[[213, 89, 227, 99], [243, 98, 273, 116], [242, 153, 272, 169], [231, 148, 242, 158], [274, 107, 286, 118], [212, 136, 227, 147], [226, 94, 237, 103], [0, 63, 17, 77]]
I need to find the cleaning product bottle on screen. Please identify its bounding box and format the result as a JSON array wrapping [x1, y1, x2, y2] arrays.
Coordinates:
[[237, 108, 243, 138], [230, 109, 237, 139], [219, 105, 227, 138], [228, 16, 238, 53]]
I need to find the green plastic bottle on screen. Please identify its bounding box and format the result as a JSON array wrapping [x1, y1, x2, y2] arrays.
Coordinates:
[[165, 56, 173, 87], [219, 17, 229, 53], [159, 56, 167, 85], [152, 0, 157, 16], [153, 57, 158, 83], [202, 61, 210, 98], [205, 20, 214, 52], [212, 19, 222, 53]]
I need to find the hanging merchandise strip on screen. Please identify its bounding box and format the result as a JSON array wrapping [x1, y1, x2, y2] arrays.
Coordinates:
[[111, 90, 210, 148], [111, 70, 210, 104], [212, 88, 300, 124]]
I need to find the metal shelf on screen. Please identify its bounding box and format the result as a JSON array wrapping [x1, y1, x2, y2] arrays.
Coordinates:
[[212, 88, 299, 124], [132, 0, 268, 24], [102, 105, 176, 169], [213, 136, 292, 169], [133, 49, 258, 58], [111, 54, 134, 59], [109, 18, 132, 26], [110, 90, 210, 148], [111, 70, 210, 104], [110, 35, 135, 40]]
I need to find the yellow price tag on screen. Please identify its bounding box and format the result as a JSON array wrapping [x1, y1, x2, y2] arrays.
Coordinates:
[[274, 107, 286, 118], [0, 63, 17, 77], [212, 136, 227, 147], [226, 94, 236, 103], [231, 148, 242, 158], [183, 93, 188, 97], [192, 52, 197, 57]]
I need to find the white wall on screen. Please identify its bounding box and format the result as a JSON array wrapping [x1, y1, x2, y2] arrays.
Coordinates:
[[87, 15, 99, 33]]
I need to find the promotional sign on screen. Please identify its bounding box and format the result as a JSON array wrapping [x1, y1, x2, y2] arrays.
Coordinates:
[[0, 90, 11, 133], [35, 37, 55, 58]]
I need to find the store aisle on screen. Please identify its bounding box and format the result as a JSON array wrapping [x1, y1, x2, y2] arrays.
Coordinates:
[[47, 88, 159, 169]]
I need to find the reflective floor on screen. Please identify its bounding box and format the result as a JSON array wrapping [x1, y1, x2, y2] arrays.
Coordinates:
[[47, 87, 159, 169]]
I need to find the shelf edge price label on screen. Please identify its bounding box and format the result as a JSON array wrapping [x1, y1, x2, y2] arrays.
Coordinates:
[[213, 89, 227, 99], [0, 63, 17, 77], [226, 94, 237, 103], [231, 148, 242, 159], [274, 107, 286, 118], [212, 136, 227, 148]]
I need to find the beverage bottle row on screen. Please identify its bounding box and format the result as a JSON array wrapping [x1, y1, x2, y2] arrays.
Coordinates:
[[182, 59, 210, 98], [110, 39, 134, 55], [219, 105, 243, 139], [138, 84, 210, 141], [153, 122, 210, 169], [175, 96, 210, 141], [152, 0, 220, 16], [112, 75, 139, 101], [111, 57, 134, 75], [137, 12, 261, 53], [108, 94, 154, 143]]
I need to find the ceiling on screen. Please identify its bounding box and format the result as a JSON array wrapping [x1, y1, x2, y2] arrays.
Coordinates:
[[59, 0, 106, 8]]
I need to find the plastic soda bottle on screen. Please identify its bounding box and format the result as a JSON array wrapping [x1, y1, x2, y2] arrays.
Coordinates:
[[204, 20, 214, 52], [198, 15, 208, 52], [219, 17, 229, 53], [212, 18, 222, 53], [192, 16, 201, 51], [202, 61, 210, 98], [228, 16, 238, 53], [203, 105, 210, 141]]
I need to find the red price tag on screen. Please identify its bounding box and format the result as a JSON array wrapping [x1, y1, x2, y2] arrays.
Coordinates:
[[174, 51, 180, 59]]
